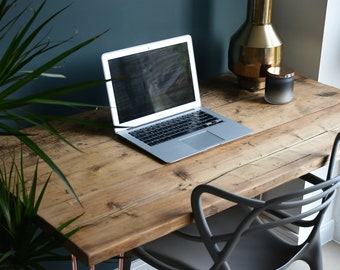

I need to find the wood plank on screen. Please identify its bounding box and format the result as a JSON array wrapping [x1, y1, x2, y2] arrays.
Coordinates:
[[36, 104, 339, 265], [1, 73, 339, 266]]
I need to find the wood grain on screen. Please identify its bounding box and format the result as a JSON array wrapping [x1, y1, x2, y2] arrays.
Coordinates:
[[1, 74, 339, 266]]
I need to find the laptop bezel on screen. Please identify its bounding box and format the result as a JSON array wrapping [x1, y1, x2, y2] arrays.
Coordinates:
[[101, 35, 201, 132]]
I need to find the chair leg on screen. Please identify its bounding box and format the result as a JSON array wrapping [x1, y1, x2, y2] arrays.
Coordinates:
[[307, 246, 323, 270], [301, 242, 323, 270]]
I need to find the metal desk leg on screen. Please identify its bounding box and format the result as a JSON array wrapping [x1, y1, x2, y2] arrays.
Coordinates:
[[71, 254, 77, 270], [71, 254, 95, 270], [118, 253, 124, 270], [119, 252, 132, 270]]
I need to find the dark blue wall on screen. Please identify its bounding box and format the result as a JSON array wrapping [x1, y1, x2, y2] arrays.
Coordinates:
[[11, 0, 247, 109]]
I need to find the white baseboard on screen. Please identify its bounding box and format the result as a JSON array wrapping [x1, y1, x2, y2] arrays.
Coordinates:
[[320, 218, 335, 245], [334, 221, 340, 243]]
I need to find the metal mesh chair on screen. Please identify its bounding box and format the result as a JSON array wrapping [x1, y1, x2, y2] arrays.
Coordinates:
[[131, 133, 340, 270]]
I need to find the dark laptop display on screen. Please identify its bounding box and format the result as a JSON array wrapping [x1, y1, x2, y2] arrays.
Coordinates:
[[108, 43, 195, 123]]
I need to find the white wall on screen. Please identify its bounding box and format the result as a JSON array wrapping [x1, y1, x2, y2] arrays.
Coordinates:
[[332, 186, 340, 243], [318, 0, 340, 88], [272, 0, 340, 243], [311, 164, 339, 244], [272, 0, 340, 89], [272, 0, 327, 81]]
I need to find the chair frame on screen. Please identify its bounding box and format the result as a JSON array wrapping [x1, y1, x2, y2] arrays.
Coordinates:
[[131, 133, 340, 270], [191, 174, 340, 270]]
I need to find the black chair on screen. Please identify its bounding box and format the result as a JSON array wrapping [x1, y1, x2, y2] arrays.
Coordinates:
[[130, 133, 340, 270]]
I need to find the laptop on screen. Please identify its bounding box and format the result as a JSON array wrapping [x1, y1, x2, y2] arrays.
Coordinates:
[[101, 35, 252, 163]]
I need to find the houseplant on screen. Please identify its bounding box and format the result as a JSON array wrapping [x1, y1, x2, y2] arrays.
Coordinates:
[[0, 0, 109, 268], [0, 151, 82, 269], [0, 0, 108, 199]]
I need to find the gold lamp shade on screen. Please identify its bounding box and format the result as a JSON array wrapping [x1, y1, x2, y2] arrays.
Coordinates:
[[228, 0, 282, 91]]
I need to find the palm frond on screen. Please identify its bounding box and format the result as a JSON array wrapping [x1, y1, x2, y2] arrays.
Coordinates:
[[0, 0, 72, 86], [0, 148, 83, 268], [0, 0, 109, 202], [0, 123, 80, 205]]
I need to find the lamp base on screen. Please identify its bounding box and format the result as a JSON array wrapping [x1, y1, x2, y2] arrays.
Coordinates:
[[237, 76, 265, 91]]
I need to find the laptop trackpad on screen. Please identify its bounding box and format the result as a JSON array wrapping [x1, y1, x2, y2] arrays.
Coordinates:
[[181, 131, 224, 150]]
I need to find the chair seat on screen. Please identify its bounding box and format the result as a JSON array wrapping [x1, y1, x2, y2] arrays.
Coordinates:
[[133, 133, 340, 270], [138, 205, 305, 270]]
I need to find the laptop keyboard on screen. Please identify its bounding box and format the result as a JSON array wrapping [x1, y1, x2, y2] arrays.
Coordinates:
[[129, 110, 223, 146]]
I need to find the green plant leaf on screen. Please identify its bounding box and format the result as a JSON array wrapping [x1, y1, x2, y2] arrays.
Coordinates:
[[0, 123, 81, 205], [0, 250, 14, 264], [0, 29, 108, 99], [0, 0, 109, 204], [0, 0, 71, 86], [0, 147, 83, 268]]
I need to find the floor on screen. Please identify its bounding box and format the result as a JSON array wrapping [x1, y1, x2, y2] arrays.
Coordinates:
[[287, 241, 340, 270], [130, 241, 340, 270], [322, 241, 340, 269]]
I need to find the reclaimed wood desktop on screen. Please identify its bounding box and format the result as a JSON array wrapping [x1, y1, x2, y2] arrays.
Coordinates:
[[2, 74, 339, 266]]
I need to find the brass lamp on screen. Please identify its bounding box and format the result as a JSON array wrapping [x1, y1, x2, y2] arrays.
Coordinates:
[[228, 0, 282, 91]]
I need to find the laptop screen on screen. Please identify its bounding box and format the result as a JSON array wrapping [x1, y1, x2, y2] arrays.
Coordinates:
[[108, 42, 195, 123]]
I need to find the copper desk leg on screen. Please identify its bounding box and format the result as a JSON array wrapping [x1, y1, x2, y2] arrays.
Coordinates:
[[118, 253, 125, 270], [71, 254, 95, 270]]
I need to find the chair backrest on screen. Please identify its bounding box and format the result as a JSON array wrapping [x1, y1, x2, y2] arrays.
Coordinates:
[[191, 133, 340, 270], [327, 132, 340, 180]]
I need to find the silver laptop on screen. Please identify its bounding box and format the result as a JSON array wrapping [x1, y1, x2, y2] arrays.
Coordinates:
[[101, 35, 252, 163]]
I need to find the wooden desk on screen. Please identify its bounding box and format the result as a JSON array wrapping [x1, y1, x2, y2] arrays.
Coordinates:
[[1, 74, 339, 266]]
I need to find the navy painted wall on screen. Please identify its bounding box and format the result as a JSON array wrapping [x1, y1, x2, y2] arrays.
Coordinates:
[[6, 0, 247, 110]]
